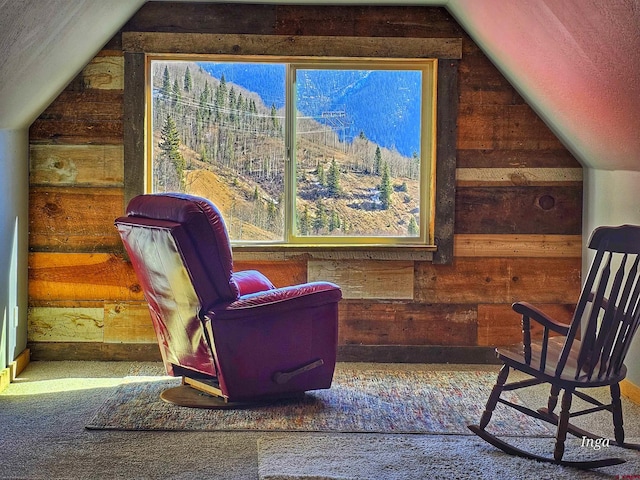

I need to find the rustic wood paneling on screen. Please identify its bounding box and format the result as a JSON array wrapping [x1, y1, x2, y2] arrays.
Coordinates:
[[455, 185, 582, 235], [433, 59, 458, 264], [458, 43, 524, 106], [308, 260, 414, 300], [77, 55, 124, 90], [28, 307, 104, 343], [31, 90, 123, 120], [234, 260, 307, 288], [28, 342, 162, 362], [104, 302, 156, 343], [28, 253, 142, 302], [456, 149, 582, 169], [29, 300, 107, 309], [338, 301, 476, 346], [123, 2, 277, 35], [30, 145, 124, 187], [123, 52, 146, 208], [337, 345, 499, 364], [456, 167, 582, 187], [101, 33, 123, 53], [29, 120, 122, 145], [29, 121, 123, 145], [29, 187, 123, 252], [415, 257, 581, 304], [457, 104, 566, 151], [454, 234, 582, 258], [29, 90, 123, 144], [477, 303, 574, 347], [122, 32, 462, 59], [275, 5, 465, 38]]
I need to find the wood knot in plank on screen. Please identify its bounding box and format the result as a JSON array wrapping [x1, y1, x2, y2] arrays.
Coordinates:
[[537, 195, 555, 210]]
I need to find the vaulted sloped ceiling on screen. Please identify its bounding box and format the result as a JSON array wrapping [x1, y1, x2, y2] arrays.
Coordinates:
[[0, 0, 638, 171], [0, 0, 145, 132], [447, 0, 640, 171]]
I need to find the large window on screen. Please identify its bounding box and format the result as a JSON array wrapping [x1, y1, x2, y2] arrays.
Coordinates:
[[147, 56, 437, 246]]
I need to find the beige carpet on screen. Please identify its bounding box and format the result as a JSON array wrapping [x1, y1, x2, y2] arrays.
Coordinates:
[[257, 433, 640, 480], [4, 361, 640, 479]]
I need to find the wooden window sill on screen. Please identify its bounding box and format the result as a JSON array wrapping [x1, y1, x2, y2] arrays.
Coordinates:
[[232, 244, 436, 261]]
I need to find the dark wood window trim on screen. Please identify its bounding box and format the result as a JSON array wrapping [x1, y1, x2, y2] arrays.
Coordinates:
[[123, 33, 459, 264], [433, 59, 459, 264]]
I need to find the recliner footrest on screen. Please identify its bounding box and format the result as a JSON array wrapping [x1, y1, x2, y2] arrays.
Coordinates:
[[273, 359, 324, 385]]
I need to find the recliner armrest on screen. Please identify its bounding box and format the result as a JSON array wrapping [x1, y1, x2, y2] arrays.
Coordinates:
[[232, 270, 275, 295], [207, 281, 341, 319]]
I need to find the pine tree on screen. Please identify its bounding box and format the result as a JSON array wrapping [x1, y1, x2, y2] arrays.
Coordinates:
[[225, 131, 235, 167], [327, 158, 341, 197], [161, 66, 171, 98], [329, 209, 341, 232], [236, 93, 245, 127], [313, 201, 328, 233], [270, 104, 280, 135], [200, 81, 210, 106], [317, 163, 326, 186], [408, 216, 419, 236], [249, 100, 258, 130], [199, 81, 211, 125], [412, 151, 420, 180], [373, 146, 382, 176], [380, 161, 393, 210], [298, 205, 310, 235], [158, 115, 186, 191], [171, 78, 180, 107], [215, 75, 227, 122], [266, 199, 277, 228], [229, 87, 237, 124], [184, 67, 192, 92]]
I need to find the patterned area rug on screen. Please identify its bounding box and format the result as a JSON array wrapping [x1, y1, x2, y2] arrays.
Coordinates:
[[86, 365, 552, 436]]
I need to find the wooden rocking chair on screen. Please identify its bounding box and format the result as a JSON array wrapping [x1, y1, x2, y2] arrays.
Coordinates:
[[469, 225, 640, 469]]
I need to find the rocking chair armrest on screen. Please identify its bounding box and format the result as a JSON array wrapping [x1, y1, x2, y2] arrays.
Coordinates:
[[512, 302, 570, 336]]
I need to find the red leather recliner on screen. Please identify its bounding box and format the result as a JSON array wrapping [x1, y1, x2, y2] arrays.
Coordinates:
[[115, 193, 341, 405]]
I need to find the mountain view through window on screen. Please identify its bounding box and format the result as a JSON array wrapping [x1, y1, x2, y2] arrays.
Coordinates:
[[150, 59, 434, 244]]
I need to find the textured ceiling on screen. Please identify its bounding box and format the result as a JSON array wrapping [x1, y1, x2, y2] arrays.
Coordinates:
[[0, 0, 638, 171]]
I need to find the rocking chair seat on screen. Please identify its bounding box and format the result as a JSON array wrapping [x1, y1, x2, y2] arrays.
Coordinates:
[[498, 338, 628, 388]]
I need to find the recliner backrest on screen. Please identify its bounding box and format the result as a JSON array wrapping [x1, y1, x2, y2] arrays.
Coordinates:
[[125, 193, 240, 309]]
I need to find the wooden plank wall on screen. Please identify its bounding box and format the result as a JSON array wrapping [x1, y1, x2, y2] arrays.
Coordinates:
[[27, 4, 582, 361]]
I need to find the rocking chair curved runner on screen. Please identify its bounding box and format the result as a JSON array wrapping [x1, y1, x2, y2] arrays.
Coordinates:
[[115, 193, 342, 407], [469, 225, 640, 468]]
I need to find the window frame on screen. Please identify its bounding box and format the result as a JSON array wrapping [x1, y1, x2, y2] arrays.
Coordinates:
[[287, 59, 437, 247], [147, 55, 437, 247], [123, 33, 460, 263]]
